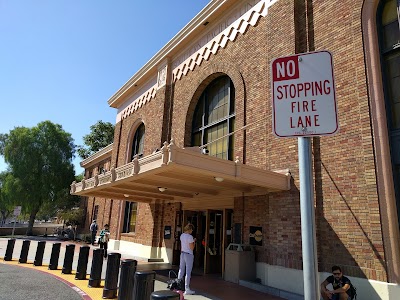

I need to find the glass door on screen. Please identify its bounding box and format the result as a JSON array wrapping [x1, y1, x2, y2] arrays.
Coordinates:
[[205, 210, 223, 274]]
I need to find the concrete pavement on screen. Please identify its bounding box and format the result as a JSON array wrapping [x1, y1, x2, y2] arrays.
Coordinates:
[[0, 237, 285, 300], [0, 263, 82, 300]]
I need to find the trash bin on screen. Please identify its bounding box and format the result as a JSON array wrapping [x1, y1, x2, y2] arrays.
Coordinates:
[[224, 243, 256, 284], [132, 271, 156, 300]]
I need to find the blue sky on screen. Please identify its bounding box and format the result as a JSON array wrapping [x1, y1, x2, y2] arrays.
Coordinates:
[[0, 0, 210, 175]]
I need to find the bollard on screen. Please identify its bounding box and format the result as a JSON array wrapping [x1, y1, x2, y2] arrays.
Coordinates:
[[132, 271, 156, 300], [34, 241, 46, 266], [102, 252, 121, 299], [48, 242, 61, 270], [19, 240, 31, 263], [4, 239, 16, 261], [62, 244, 75, 274], [88, 248, 104, 287], [150, 290, 180, 300], [75, 246, 90, 280], [117, 259, 137, 300]]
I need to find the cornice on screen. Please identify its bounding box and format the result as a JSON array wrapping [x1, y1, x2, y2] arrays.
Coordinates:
[[80, 143, 113, 168], [107, 0, 279, 110], [107, 0, 230, 108]]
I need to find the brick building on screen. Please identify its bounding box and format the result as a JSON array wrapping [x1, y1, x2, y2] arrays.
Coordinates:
[[71, 0, 400, 298]]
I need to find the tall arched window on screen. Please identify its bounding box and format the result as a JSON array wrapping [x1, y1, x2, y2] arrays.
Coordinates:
[[191, 76, 235, 160], [131, 123, 145, 160], [378, 0, 400, 223]]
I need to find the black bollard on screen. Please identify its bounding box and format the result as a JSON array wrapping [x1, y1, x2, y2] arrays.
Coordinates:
[[19, 240, 31, 263], [34, 241, 46, 266], [88, 248, 104, 287], [75, 246, 90, 280], [4, 239, 16, 261], [102, 252, 121, 299], [150, 290, 180, 300], [48, 242, 61, 270], [132, 271, 156, 300], [62, 244, 75, 274], [117, 259, 137, 300]]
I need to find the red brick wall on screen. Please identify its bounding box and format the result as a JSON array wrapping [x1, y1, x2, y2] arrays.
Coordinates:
[[87, 0, 387, 281], [165, 0, 384, 281]]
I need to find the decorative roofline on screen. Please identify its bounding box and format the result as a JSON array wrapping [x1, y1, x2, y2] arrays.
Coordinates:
[[80, 144, 113, 168], [107, 0, 279, 110], [107, 0, 230, 108]]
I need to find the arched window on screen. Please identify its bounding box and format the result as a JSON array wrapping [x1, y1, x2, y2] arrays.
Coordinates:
[[378, 0, 400, 222], [191, 76, 235, 160], [131, 123, 145, 160]]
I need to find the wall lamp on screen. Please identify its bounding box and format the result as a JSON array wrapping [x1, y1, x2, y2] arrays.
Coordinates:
[[124, 194, 130, 198], [214, 177, 224, 182], [158, 187, 167, 192]]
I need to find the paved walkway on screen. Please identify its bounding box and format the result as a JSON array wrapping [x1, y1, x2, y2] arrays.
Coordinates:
[[0, 237, 285, 300]]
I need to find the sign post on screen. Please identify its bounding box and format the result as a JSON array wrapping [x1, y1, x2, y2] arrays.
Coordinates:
[[11, 206, 21, 238], [271, 51, 338, 300]]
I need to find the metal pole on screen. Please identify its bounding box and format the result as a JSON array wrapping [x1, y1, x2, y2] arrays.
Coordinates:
[[11, 217, 16, 237], [298, 137, 319, 300]]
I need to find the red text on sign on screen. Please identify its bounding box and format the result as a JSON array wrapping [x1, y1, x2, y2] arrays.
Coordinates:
[[289, 99, 320, 129], [276, 80, 331, 100], [290, 115, 320, 128], [291, 100, 317, 113]]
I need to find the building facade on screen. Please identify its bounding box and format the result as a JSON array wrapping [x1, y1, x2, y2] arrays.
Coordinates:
[[71, 0, 400, 298]]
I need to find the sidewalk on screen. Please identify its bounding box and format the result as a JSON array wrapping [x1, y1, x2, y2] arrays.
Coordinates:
[[0, 237, 285, 300]]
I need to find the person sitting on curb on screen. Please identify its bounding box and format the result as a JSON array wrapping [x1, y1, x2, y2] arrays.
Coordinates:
[[321, 266, 352, 300]]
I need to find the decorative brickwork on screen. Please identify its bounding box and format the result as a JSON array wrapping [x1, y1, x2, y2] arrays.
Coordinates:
[[77, 0, 398, 287]]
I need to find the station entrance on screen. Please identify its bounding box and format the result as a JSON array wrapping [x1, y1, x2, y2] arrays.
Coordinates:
[[173, 209, 234, 276]]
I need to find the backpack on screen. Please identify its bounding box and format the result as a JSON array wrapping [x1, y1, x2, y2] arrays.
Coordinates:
[[348, 283, 357, 300]]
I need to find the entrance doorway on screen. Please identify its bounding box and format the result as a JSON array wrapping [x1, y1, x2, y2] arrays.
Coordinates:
[[179, 209, 234, 275]]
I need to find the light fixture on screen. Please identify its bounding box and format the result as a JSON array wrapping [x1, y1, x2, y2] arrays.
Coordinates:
[[214, 177, 224, 182], [124, 194, 129, 198], [158, 187, 167, 192]]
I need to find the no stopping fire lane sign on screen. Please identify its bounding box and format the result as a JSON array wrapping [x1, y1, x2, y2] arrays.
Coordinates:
[[271, 51, 339, 138]]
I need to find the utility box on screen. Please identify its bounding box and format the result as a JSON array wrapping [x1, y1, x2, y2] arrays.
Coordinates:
[[224, 243, 256, 284]]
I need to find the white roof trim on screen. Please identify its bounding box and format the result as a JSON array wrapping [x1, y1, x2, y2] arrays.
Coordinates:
[[80, 144, 113, 168], [107, 0, 230, 108]]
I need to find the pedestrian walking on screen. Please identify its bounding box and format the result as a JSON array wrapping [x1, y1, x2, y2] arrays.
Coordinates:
[[89, 220, 98, 245], [99, 224, 110, 258]]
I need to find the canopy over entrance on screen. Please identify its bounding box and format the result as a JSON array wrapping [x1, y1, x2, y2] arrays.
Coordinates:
[[71, 140, 291, 206]]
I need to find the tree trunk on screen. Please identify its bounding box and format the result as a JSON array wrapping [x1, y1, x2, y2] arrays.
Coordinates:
[[26, 207, 39, 236]]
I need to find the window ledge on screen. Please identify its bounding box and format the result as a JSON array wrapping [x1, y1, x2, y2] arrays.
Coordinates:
[[121, 232, 136, 237]]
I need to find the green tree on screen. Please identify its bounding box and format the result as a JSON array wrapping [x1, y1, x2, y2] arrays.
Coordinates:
[[0, 171, 21, 224], [0, 121, 76, 235], [37, 174, 83, 222], [77, 120, 114, 159]]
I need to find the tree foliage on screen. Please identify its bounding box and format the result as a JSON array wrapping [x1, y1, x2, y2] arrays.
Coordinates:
[[59, 207, 85, 226], [0, 171, 21, 224], [77, 120, 114, 159], [0, 121, 76, 235]]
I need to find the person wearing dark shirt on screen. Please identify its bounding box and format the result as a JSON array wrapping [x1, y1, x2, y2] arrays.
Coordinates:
[[89, 220, 98, 245], [99, 224, 110, 258], [321, 266, 352, 300]]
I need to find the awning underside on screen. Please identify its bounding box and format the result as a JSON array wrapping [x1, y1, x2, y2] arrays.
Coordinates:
[[71, 141, 291, 204]]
